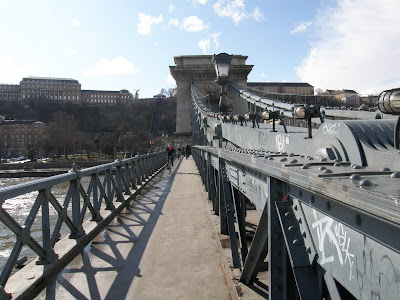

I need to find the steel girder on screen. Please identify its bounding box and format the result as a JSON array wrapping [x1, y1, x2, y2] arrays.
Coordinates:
[[193, 146, 400, 300]]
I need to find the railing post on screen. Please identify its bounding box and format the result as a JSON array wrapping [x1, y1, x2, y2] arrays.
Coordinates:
[[115, 158, 124, 202], [69, 164, 84, 238], [105, 170, 114, 209], [207, 154, 215, 202], [145, 155, 151, 178], [217, 158, 227, 233], [91, 173, 103, 221], [268, 177, 288, 299], [37, 188, 57, 264], [219, 159, 241, 268], [149, 154, 155, 173], [136, 154, 143, 184], [129, 161, 137, 190], [122, 163, 132, 195]]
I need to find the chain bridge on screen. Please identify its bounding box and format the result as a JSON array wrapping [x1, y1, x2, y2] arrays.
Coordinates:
[[0, 54, 400, 299]]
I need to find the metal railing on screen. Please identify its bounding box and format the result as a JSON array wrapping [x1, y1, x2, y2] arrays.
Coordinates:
[[0, 151, 166, 297], [193, 145, 400, 300]]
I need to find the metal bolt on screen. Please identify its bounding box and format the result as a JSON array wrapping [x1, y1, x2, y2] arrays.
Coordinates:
[[293, 239, 301, 246], [320, 157, 327, 162], [280, 158, 287, 162], [285, 212, 292, 218], [360, 179, 373, 186], [288, 225, 295, 232], [323, 169, 332, 173], [334, 163, 341, 167], [289, 153, 295, 157], [319, 166, 327, 171], [268, 157, 274, 160], [306, 247, 312, 254], [381, 167, 391, 171], [301, 164, 310, 169], [350, 174, 361, 180], [302, 231, 307, 238], [391, 172, 400, 178], [306, 156, 314, 160], [352, 164, 362, 169], [290, 159, 298, 163]]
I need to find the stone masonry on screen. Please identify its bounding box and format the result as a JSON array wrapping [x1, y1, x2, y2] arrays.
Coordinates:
[[169, 55, 253, 135]]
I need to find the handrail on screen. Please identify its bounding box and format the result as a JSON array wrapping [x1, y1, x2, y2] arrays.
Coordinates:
[[0, 151, 166, 293]]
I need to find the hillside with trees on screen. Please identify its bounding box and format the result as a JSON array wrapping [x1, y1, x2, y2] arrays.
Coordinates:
[[0, 96, 176, 159]]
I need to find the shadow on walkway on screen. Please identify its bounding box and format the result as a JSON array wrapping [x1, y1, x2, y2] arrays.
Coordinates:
[[38, 160, 183, 300]]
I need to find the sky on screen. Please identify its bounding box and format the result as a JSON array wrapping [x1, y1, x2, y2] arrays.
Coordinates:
[[0, 0, 400, 98]]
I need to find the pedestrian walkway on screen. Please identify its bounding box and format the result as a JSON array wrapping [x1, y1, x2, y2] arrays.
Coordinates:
[[36, 157, 238, 299]]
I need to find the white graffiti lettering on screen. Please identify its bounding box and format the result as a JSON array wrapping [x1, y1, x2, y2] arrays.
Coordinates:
[[312, 210, 355, 280], [323, 122, 340, 135], [275, 134, 285, 152], [334, 223, 355, 280]]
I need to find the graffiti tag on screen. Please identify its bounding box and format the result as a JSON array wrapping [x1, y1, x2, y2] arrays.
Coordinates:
[[323, 122, 340, 135], [311, 210, 355, 280], [275, 134, 288, 152]]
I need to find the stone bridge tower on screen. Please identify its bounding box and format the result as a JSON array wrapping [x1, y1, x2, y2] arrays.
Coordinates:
[[169, 55, 253, 139]]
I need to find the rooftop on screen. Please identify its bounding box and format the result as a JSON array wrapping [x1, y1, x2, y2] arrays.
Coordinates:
[[21, 76, 80, 84], [248, 82, 313, 87]]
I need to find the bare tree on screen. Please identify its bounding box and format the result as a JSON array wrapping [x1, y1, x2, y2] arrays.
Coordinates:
[[45, 111, 81, 160]]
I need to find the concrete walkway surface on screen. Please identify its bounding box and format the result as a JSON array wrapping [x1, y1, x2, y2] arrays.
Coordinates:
[[36, 157, 237, 300]]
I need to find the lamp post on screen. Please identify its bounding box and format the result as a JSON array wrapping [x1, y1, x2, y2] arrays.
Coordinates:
[[212, 53, 232, 113], [378, 88, 400, 149], [292, 104, 324, 139]]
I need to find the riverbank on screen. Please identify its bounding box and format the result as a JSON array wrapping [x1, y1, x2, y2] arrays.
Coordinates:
[[0, 169, 68, 178], [0, 159, 112, 171]]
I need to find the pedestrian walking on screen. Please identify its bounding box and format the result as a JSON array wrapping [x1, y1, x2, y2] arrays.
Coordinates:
[[166, 143, 175, 169], [185, 144, 191, 159]]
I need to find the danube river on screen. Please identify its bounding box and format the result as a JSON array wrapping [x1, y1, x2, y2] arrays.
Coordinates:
[[0, 176, 92, 270]]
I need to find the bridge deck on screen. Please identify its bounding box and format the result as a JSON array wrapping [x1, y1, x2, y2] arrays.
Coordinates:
[[35, 157, 238, 299]]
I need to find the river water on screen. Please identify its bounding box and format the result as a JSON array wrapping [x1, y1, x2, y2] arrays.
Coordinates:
[[0, 177, 93, 270]]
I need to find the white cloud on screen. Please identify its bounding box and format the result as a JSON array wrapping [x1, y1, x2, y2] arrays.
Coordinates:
[[213, 0, 263, 24], [198, 39, 211, 54], [296, 0, 400, 94], [84, 56, 139, 76], [72, 18, 80, 28], [70, 50, 77, 56], [169, 19, 180, 27], [193, 0, 208, 5], [137, 13, 163, 36], [198, 33, 221, 54], [211, 32, 221, 48], [182, 16, 209, 32], [168, 5, 175, 13], [290, 21, 312, 34]]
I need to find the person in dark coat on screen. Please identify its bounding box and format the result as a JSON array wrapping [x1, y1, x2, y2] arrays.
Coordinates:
[[166, 143, 175, 166], [185, 144, 191, 159]]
